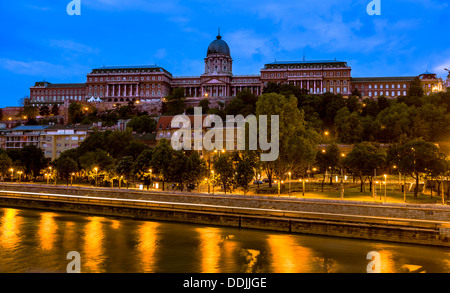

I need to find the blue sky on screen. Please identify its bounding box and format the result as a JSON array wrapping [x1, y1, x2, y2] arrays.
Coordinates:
[[0, 0, 449, 108]]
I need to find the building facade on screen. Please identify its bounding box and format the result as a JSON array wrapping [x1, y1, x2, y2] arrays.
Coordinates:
[[40, 125, 91, 161], [29, 81, 86, 107], [3, 125, 49, 150], [28, 31, 447, 111]]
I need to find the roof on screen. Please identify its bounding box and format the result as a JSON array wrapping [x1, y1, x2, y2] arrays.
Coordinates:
[[267, 60, 346, 65], [133, 133, 157, 140], [91, 65, 173, 76], [157, 115, 209, 130], [32, 81, 85, 88], [44, 124, 93, 131], [207, 35, 231, 56], [264, 60, 349, 69], [9, 125, 50, 131], [93, 65, 162, 70], [351, 76, 416, 82]]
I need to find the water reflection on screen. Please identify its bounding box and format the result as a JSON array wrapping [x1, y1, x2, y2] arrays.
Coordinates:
[[0, 207, 449, 273], [137, 221, 160, 272], [0, 208, 21, 250], [38, 212, 58, 251], [83, 217, 105, 273]]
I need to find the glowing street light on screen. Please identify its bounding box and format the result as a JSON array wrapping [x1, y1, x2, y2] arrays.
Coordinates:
[[211, 170, 214, 195], [10, 168, 14, 181], [94, 167, 98, 187], [384, 174, 387, 202], [288, 172, 291, 195], [17, 171, 23, 183]]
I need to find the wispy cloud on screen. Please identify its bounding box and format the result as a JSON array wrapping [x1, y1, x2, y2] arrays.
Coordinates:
[[0, 58, 89, 77], [50, 40, 99, 54]]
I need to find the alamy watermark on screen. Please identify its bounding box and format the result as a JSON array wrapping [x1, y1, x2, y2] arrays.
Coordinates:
[[367, 0, 381, 16], [170, 107, 279, 162], [67, 0, 81, 15]]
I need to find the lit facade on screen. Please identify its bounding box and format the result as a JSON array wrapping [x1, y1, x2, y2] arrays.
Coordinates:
[[28, 31, 447, 111], [40, 125, 91, 161]]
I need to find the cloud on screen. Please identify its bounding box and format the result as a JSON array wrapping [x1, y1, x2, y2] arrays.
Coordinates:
[[83, 0, 186, 13], [0, 58, 89, 77], [154, 48, 167, 59], [50, 40, 99, 54]]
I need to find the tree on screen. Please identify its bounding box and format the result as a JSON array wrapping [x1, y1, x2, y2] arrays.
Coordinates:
[[50, 104, 60, 116], [315, 143, 341, 190], [334, 108, 363, 144], [0, 153, 13, 181], [198, 99, 210, 113], [20, 145, 47, 179], [165, 87, 186, 115], [167, 151, 188, 191], [256, 92, 317, 185], [388, 139, 443, 198], [68, 102, 84, 124], [212, 152, 235, 194], [183, 152, 208, 192], [343, 142, 386, 193], [150, 139, 174, 191], [115, 156, 134, 188], [407, 76, 424, 99], [56, 157, 78, 186], [235, 157, 255, 195], [39, 106, 50, 117], [127, 115, 157, 134]]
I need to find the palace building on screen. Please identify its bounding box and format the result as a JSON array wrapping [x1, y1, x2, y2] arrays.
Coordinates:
[[27, 31, 446, 110]]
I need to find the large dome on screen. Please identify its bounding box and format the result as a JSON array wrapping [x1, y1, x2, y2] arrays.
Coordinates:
[[207, 35, 230, 57]]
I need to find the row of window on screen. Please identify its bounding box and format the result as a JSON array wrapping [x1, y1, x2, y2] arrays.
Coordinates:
[[364, 91, 407, 97], [32, 90, 85, 95], [356, 84, 407, 90], [89, 76, 164, 82], [264, 71, 348, 78]]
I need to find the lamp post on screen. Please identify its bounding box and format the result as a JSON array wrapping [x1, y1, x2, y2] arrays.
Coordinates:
[[94, 167, 98, 187], [18, 171, 22, 183], [277, 180, 280, 196], [71, 173, 75, 186], [149, 169, 152, 190], [288, 172, 291, 195], [211, 170, 214, 195], [10, 168, 14, 181], [45, 173, 49, 185], [384, 174, 387, 203]]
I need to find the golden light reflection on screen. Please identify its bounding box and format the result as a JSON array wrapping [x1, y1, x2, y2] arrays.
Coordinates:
[[38, 212, 57, 251], [137, 221, 160, 273], [196, 227, 222, 273], [240, 248, 260, 273], [0, 208, 21, 250], [371, 247, 397, 273], [267, 235, 315, 273], [83, 217, 105, 273], [110, 220, 120, 230]]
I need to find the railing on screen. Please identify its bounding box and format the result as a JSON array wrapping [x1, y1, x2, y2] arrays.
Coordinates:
[[0, 190, 445, 229]]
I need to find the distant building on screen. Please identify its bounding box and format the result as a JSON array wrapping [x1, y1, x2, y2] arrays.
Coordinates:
[[28, 30, 447, 113], [351, 76, 415, 98], [419, 71, 444, 95], [3, 125, 49, 151], [40, 124, 92, 161], [29, 81, 86, 107]]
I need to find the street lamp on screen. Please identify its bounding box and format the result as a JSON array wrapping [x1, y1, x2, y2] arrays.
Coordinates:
[[9, 168, 13, 181], [94, 167, 98, 187], [71, 173, 75, 186], [17, 171, 22, 183], [211, 170, 214, 195], [384, 174, 387, 203], [288, 172, 291, 195]]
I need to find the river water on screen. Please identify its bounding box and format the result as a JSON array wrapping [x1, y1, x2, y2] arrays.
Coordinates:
[[0, 206, 449, 273]]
